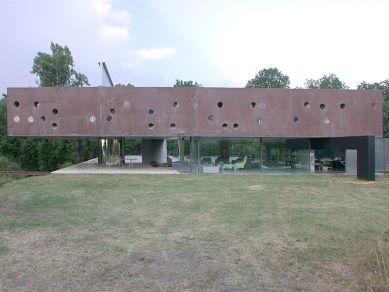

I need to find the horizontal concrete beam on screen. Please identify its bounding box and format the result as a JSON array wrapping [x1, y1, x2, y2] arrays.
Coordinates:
[[7, 87, 383, 138]]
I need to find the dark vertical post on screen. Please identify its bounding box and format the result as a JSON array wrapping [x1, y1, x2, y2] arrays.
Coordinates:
[[197, 138, 200, 173], [190, 137, 192, 173], [98, 138, 103, 164], [120, 138, 125, 164], [357, 136, 375, 181], [260, 137, 263, 172], [179, 140, 185, 161]]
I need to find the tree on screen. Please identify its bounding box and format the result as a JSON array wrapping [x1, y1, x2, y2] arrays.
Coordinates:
[[174, 79, 202, 87], [0, 94, 21, 160], [246, 68, 290, 88], [304, 74, 349, 89], [115, 83, 135, 87], [31, 42, 89, 87], [358, 80, 389, 137]]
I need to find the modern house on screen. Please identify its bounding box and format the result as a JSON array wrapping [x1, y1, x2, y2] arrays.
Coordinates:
[[7, 64, 384, 180]]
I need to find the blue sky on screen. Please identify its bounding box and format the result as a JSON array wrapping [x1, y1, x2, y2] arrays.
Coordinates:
[[1, 0, 388, 95]]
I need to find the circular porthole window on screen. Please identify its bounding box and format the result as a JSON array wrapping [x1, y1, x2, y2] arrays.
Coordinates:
[[148, 109, 154, 115], [173, 101, 179, 108], [320, 104, 326, 110], [293, 116, 299, 123], [28, 116, 34, 123], [107, 116, 112, 122], [51, 123, 58, 129], [371, 103, 377, 109], [217, 102, 224, 108], [110, 108, 115, 114], [34, 101, 39, 108], [41, 116, 46, 122], [222, 123, 228, 129], [323, 118, 330, 124], [14, 101, 20, 107], [123, 101, 130, 108], [251, 102, 256, 108], [259, 102, 266, 109], [208, 115, 214, 121], [52, 109, 58, 115], [170, 123, 177, 129], [256, 117, 263, 124], [89, 115, 96, 122], [148, 123, 155, 129], [340, 103, 346, 109], [233, 123, 239, 129], [14, 116, 20, 122], [304, 102, 310, 108]]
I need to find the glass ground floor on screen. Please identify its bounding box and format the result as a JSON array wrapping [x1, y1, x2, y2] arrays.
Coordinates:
[[167, 137, 345, 174]]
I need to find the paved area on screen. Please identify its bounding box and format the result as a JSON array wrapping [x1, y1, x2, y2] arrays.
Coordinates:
[[53, 156, 184, 174], [52, 155, 351, 175]]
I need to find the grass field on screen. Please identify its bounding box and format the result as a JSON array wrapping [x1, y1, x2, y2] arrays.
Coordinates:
[[0, 173, 388, 291]]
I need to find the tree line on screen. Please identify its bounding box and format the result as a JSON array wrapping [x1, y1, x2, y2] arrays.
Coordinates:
[[0, 43, 388, 171]]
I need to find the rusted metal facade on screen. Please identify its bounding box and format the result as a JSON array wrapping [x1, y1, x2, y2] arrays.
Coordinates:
[[7, 87, 383, 138]]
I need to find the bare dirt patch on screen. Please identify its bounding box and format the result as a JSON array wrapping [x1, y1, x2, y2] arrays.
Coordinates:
[[245, 184, 264, 191]]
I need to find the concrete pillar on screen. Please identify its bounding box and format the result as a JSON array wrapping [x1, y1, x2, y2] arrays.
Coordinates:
[[141, 139, 168, 165], [345, 150, 357, 173]]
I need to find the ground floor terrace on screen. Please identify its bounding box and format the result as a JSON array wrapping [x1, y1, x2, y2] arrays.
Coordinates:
[[57, 136, 387, 178], [55, 133, 363, 177], [53, 154, 350, 175]]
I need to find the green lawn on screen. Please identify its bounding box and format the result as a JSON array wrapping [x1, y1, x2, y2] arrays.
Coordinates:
[[0, 174, 388, 291]]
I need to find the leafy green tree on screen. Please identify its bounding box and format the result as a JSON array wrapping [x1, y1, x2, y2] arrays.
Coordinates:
[[0, 95, 21, 160], [125, 139, 141, 155], [31, 42, 89, 87], [0, 155, 21, 171], [304, 73, 349, 89], [358, 80, 389, 137], [115, 83, 135, 87], [246, 68, 290, 88], [174, 79, 202, 87]]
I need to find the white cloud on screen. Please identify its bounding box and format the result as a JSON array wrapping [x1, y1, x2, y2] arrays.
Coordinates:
[[92, 0, 132, 40], [101, 25, 129, 39], [121, 62, 136, 70], [131, 48, 178, 61], [111, 9, 131, 23], [93, 0, 111, 15]]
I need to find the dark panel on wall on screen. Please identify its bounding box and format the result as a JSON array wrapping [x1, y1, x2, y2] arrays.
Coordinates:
[[7, 87, 383, 138]]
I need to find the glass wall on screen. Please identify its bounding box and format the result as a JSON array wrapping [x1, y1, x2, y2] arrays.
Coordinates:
[[314, 149, 345, 171], [97, 138, 124, 164], [192, 137, 312, 173]]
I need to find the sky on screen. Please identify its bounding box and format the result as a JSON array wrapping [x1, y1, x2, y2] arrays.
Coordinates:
[[1, 0, 388, 95]]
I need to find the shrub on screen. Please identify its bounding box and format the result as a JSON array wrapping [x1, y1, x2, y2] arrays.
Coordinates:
[[0, 156, 21, 171]]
